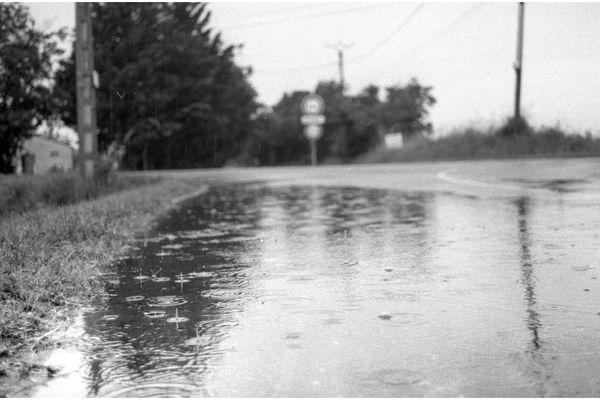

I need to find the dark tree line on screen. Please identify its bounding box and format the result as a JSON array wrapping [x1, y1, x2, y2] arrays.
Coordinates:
[[241, 79, 435, 166], [0, 3, 65, 173], [2, 2, 437, 172], [53, 2, 258, 170]]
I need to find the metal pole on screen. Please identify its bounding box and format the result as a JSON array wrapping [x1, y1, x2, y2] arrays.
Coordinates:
[[75, 3, 98, 178], [338, 49, 345, 90], [326, 42, 352, 91], [310, 140, 317, 166], [514, 2, 525, 120]]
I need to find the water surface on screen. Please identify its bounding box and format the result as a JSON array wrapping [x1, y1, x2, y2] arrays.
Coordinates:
[[26, 159, 600, 397]]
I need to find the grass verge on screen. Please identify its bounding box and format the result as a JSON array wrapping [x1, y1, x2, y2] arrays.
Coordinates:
[[0, 171, 161, 218], [358, 126, 600, 164], [0, 175, 207, 395]]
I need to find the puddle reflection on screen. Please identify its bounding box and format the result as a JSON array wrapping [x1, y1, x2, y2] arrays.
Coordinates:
[[516, 197, 542, 352], [28, 182, 600, 397], [79, 184, 436, 396]]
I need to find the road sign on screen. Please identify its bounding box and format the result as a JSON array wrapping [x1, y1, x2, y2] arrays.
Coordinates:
[[301, 114, 326, 125], [300, 94, 325, 166], [384, 132, 403, 149], [301, 94, 325, 115], [304, 124, 323, 141]]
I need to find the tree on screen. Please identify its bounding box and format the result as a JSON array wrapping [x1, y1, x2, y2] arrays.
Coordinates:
[[497, 116, 532, 137], [380, 78, 436, 142], [53, 3, 257, 170], [347, 84, 383, 157], [0, 3, 64, 173], [243, 78, 435, 165], [316, 80, 381, 161], [250, 91, 310, 165]]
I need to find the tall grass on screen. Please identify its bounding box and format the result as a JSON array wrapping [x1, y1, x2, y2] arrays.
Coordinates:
[[0, 172, 160, 217], [358, 125, 600, 164], [0, 177, 205, 362]]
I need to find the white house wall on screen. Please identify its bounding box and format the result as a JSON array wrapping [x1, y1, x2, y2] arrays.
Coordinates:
[[17, 137, 74, 174]]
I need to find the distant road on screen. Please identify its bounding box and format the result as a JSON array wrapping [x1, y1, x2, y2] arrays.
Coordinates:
[[124, 157, 600, 202]]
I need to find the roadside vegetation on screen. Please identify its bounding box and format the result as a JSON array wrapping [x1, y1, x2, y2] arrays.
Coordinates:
[[0, 175, 206, 394], [0, 171, 160, 218], [358, 118, 600, 164], [2, 3, 438, 172]]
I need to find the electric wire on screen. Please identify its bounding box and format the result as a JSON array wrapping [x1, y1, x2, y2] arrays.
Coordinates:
[[256, 3, 485, 76], [400, 3, 485, 60], [348, 3, 426, 62], [220, 3, 401, 31], [255, 3, 425, 74]]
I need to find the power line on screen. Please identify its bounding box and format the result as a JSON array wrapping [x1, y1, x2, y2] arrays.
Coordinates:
[[347, 3, 425, 62], [219, 3, 332, 22], [254, 3, 485, 76], [256, 3, 424, 75], [400, 3, 485, 59], [220, 3, 401, 31], [259, 60, 337, 75]]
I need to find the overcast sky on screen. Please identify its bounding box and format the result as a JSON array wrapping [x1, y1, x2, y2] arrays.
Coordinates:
[[27, 1, 600, 136]]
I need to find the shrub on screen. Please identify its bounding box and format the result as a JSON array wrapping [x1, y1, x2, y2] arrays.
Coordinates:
[[497, 116, 532, 137], [357, 119, 600, 164]]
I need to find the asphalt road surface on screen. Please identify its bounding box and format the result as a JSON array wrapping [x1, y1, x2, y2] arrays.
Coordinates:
[[24, 158, 600, 397]]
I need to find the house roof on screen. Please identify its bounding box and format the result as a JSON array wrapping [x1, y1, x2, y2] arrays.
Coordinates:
[[26, 134, 75, 150]]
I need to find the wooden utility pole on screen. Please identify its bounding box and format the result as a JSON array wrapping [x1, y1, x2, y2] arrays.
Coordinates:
[[326, 42, 353, 91], [75, 3, 98, 178], [514, 2, 525, 120]]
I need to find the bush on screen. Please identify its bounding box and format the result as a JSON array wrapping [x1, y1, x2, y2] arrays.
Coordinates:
[[357, 118, 600, 164], [497, 116, 532, 137]]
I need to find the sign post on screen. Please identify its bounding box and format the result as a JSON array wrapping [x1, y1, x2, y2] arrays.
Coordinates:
[[304, 124, 323, 166], [300, 94, 325, 166]]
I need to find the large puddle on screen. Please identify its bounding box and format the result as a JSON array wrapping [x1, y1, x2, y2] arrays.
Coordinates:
[[24, 182, 600, 397]]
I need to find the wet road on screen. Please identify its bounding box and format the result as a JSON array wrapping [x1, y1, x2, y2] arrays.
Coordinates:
[[24, 158, 600, 397]]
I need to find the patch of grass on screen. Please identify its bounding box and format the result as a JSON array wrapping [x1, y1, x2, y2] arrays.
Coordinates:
[[358, 124, 600, 164], [0, 176, 207, 389], [0, 172, 161, 218]]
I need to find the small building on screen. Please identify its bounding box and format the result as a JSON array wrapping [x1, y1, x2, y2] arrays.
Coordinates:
[[15, 135, 75, 174]]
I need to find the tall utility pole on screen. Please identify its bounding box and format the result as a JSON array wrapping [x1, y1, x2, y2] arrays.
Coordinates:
[[514, 2, 525, 120], [75, 3, 98, 178], [325, 42, 353, 91]]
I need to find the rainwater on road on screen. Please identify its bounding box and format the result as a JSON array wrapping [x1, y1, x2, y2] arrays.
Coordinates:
[[24, 158, 600, 397]]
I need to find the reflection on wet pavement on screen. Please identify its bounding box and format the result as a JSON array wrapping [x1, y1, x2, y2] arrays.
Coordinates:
[[26, 182, 600, 397], [506, 178, 590, 193]]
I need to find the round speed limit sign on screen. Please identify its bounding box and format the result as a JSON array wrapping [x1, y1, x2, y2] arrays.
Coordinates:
[[301, 94, 325, 115], [304, 124, 323, 141]]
